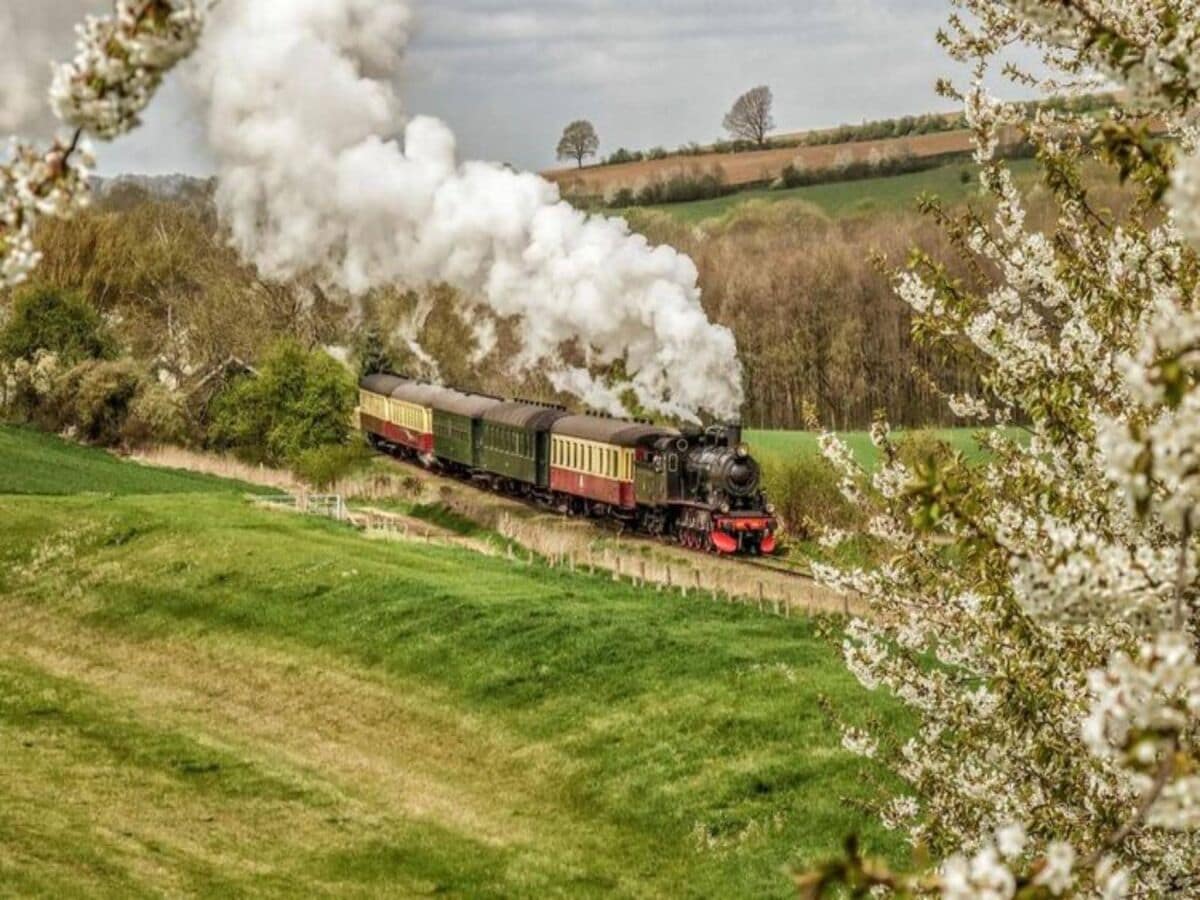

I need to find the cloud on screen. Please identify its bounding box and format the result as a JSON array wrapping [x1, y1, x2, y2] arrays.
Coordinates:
[[405, 0, 960, 169], [8, 0, 973, 176]]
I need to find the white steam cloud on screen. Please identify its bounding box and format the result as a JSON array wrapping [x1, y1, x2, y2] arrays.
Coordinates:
[[189, 0, 743, 421]]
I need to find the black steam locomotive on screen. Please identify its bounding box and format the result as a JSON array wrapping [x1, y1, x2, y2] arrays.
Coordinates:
[[357, 374, 777, 554]]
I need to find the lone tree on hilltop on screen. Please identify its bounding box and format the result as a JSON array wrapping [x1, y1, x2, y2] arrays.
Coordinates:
[[556, 120, 600, 168], [723, 86, 775, 148]]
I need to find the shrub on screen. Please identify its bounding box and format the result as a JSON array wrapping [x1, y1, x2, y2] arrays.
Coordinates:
[[605, 148, 644, 166], [207, 339, 356, 465], [615, 170, 730, 209], [895, 428, 956, 471], [647, 146, 669, 160], [69, 359, 144, 445], [760, 454, 861, 541], [1, 351, 62, 424], [122, 382, 190, 448], [609, 187, 636, 208], [0, 286, 115, 365], [290, 439, 375, 489]]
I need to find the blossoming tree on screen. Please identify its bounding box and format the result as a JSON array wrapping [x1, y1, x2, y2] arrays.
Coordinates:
[[0, 0, 206, 287], [804, 2, 1200, 897]]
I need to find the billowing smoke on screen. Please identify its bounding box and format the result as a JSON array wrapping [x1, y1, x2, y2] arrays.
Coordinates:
[[189, 0, 743, 421], [0, 1, 102, 140]]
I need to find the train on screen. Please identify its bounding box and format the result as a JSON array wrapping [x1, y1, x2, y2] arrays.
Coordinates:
[[357, 373, 778, 555]]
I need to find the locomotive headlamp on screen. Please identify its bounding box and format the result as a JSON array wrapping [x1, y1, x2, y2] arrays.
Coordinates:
[[766, 503, 776, 515], [720, 502, 731, 514], [736, 443, 750, 458]]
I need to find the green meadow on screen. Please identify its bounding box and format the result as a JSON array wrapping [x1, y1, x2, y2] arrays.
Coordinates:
[[641, 158, 1042, 223], [0, 426, 905, 897]]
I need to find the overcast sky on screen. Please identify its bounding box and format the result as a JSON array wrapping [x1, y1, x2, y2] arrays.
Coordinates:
[[42, 0, 969, 176]]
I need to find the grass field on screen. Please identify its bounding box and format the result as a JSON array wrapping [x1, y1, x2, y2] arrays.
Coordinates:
[[642, 158, 1042, 224], [746, 427, 993, 470], [0, 425, 905, 897], [0, 425, 269, 496]]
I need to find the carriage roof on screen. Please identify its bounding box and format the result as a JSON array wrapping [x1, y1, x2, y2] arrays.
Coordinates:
[[551, 415, 678, 448], [483, 402, 569, 432]]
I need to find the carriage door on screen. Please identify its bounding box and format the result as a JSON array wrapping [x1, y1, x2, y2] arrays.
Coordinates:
[[666, 451, 681, 499], [536, 431, 551, 488]]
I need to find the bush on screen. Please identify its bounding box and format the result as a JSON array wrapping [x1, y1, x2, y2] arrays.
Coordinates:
[[605, 148, 644, 166], [123, 382, 190, 448], [7, 353, 189, 448], [760, 454, 861, 541], [647, 146, 669, 161], [610, 169, 730, 209], [68, 359, 143, 445], [895, 429, 956, 471], [609, 187, 637, 208], [0, 286, 115, 365], [290, 440, 376, 489], [207, 339, 356, 465]]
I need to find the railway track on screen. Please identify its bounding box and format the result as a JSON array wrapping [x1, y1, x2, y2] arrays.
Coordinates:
[[379, 451, 824, 586]]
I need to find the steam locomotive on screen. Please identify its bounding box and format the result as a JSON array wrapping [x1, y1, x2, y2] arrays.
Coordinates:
[[357, 374, 778, 555]]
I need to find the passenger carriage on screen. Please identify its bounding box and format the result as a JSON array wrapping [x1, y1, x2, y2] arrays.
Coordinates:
[[355, 374, 777, 555], [548, 416, 678, 511]]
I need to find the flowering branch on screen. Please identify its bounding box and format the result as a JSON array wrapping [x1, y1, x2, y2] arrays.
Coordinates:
[[0, 0, 209, 289], [798, 1, 1200, 897]]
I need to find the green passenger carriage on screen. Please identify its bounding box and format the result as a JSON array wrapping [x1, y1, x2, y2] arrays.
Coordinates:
[[430, 390, 502, 468], [479, 403, 567, 488]]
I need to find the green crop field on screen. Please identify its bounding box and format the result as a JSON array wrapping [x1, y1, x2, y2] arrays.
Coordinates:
[[644, 158, 1042, 224], [0, 426, 905, 897], [746, 427, 993, 470]]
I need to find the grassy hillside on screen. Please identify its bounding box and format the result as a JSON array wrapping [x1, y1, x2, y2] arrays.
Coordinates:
[[0, 426, 905, 897], [0, 426, 268, 496], [642, 158, 1041, 223]]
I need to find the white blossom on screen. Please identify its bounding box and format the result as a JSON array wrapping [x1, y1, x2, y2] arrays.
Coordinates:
[[0, 1, 208, 289]]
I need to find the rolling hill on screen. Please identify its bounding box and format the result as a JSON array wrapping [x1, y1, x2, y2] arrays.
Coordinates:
[[0, 426, 906, 897], [544, 128, 977, 197]]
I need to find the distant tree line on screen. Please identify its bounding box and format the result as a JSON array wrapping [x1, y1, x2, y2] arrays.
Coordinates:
[[558, 90, 1117, 173]]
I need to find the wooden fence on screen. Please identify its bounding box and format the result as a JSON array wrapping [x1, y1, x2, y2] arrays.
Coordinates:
[[251, 492, 854, 619]]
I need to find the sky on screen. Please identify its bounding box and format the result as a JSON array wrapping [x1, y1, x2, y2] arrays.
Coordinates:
[[7, 0, 969, 176]]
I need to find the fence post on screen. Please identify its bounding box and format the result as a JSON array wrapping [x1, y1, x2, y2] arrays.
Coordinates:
[[758, 582, 765, 612], [639, 559, 647, 588]]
